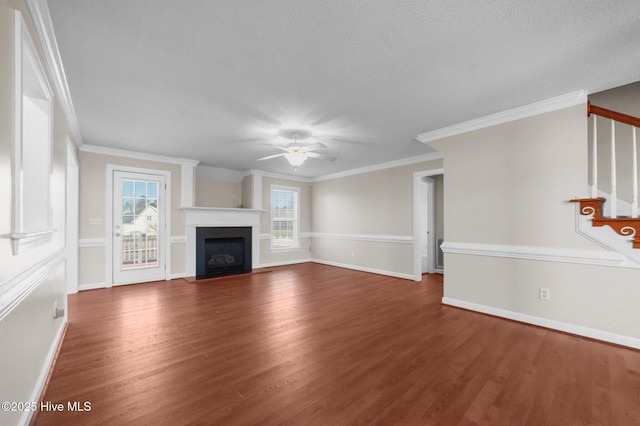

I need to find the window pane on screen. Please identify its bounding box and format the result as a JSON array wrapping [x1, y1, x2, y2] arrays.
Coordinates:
[[271, 188, 298, 249], [135, 181, 146, 198], [148, 182, 158, 199], [123, 180, 134, 197]]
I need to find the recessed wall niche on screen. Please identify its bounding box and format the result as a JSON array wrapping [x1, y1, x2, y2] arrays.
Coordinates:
[[11, 10, 55, 254]]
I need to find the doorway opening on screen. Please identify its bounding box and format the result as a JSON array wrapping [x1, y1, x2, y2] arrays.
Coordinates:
[[413, 169, 444, 281]]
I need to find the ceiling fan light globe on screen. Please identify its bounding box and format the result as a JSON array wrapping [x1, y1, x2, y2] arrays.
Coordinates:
[[285, 151, 307, 166]]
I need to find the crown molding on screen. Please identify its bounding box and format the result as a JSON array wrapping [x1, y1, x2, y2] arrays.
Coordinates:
[[25, 0, 83, 146], [80, 144, 199, 166], [311, 152, 444, 182], [246, 169, 312, 183], [415, 90, 588, 144]]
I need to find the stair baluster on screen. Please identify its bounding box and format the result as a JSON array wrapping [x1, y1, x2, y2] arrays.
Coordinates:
[[633, 126, 638, 218], [592, 115, 598, 198], [572, 103, 640, 251], [610, 119, 617, 218]]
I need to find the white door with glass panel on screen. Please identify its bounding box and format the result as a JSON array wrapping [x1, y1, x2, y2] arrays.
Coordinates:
[[113, 171, 166, 285]]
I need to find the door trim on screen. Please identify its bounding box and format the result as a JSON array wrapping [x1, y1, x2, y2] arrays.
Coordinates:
[[66, 137, 79, 294], [413, 168, 444, 281], [106, 165, 172, 287]]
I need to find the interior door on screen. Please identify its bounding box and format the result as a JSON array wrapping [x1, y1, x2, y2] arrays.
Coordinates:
[[113, 170, 166, 285]]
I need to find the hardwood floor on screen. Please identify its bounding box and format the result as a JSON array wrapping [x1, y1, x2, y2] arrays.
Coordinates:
[[35, 264, 640, 425]]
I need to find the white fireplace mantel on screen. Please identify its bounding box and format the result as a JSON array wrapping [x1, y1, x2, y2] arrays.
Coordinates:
[[182, 207, 264, 276]]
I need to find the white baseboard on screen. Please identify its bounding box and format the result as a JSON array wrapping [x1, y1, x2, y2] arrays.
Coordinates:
[[442, 297, 640, 350], [78, 282, 106, 291], [21, 319, 66, 425], [258, 258, 312, 268], [312, 259, 414, 280], [170, 272, 189, 279]]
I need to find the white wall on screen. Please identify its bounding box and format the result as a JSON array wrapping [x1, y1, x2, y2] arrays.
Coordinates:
[[195, 165, 243, 208], [259, 175, 312, 266], [588, 81, 640, 205], [310, 159, 443, 278], [429, 104, 640, 346], [78, 151, 187, 287], [0, 2, 74, 424]]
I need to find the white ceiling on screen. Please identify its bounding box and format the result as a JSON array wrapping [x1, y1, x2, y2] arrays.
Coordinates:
[[47, 0, 640, 178]]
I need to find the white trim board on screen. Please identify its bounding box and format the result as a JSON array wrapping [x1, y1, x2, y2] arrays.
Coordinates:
[[0, 249, 66, 321], [247, 152, 444, 183], [25, 0, 83, 146], [171, 272, 189, 280], [21, 318, 66, 426], [259, 258, 313, 268], [78, 282, 107, 291], [312, 259, 414, 281], [572, 204, 640, 268], [413, 168, 444, 280], [415, 90, 587, 144], [312, 152, 444, 182], [441, 241, 627, 267], [442, 297, 640, 350], [247, 169, 312, 183], [78, 237, 106, 248], [311, 232, 413, 244], [260, 232, 313, 240], [81, 144, 199, 167]]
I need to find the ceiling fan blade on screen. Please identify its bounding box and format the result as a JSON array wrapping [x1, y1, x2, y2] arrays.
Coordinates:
[[301, 142, 327, 152], [256, 153, 286, 161], [314, 135, 369, 147], [264, 144, 290, 152], [306, 152, 337, 161]]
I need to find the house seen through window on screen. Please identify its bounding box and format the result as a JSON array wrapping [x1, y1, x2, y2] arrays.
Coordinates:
[[271, 186, 299, 250]]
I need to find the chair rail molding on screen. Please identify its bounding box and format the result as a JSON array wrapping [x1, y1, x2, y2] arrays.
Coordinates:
[[440, 241, 632, 267]]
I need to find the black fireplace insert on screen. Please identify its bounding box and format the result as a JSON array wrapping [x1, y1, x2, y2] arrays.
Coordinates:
[[195, 227, 252, 279]]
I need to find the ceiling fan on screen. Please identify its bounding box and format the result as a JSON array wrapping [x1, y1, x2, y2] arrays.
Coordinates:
[[257, 129, 337, 167]]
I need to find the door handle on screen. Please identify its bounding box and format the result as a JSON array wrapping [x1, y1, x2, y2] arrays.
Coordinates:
[[114, 232, 121, 237]]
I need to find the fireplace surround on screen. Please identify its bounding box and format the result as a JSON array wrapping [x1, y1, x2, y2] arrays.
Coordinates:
[[182, 207, 263, 280]]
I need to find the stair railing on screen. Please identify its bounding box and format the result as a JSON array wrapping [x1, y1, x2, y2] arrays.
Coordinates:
[[588, 101, 640, 218]]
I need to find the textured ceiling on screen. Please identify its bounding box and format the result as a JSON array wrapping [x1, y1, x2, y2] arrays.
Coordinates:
[[47, 0, 640, 178]]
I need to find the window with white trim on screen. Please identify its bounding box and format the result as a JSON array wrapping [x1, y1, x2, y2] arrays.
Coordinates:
[[271, 186, 299, 250]]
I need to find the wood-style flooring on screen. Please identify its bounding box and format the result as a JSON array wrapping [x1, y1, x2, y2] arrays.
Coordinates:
[[35, 263, 640, 425]]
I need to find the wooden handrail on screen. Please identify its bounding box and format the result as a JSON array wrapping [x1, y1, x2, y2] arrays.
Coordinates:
[[588, 101, 640, 127]]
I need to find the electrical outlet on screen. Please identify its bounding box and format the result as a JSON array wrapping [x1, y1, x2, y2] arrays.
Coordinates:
[[350, 251, 355, 257], [53, 301, 65, 318], [539, 288, 550, 301]]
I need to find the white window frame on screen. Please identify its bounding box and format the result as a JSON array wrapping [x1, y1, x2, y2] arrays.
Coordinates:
[[270, 185, 300, 251], [11, 10, 55, 255]]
